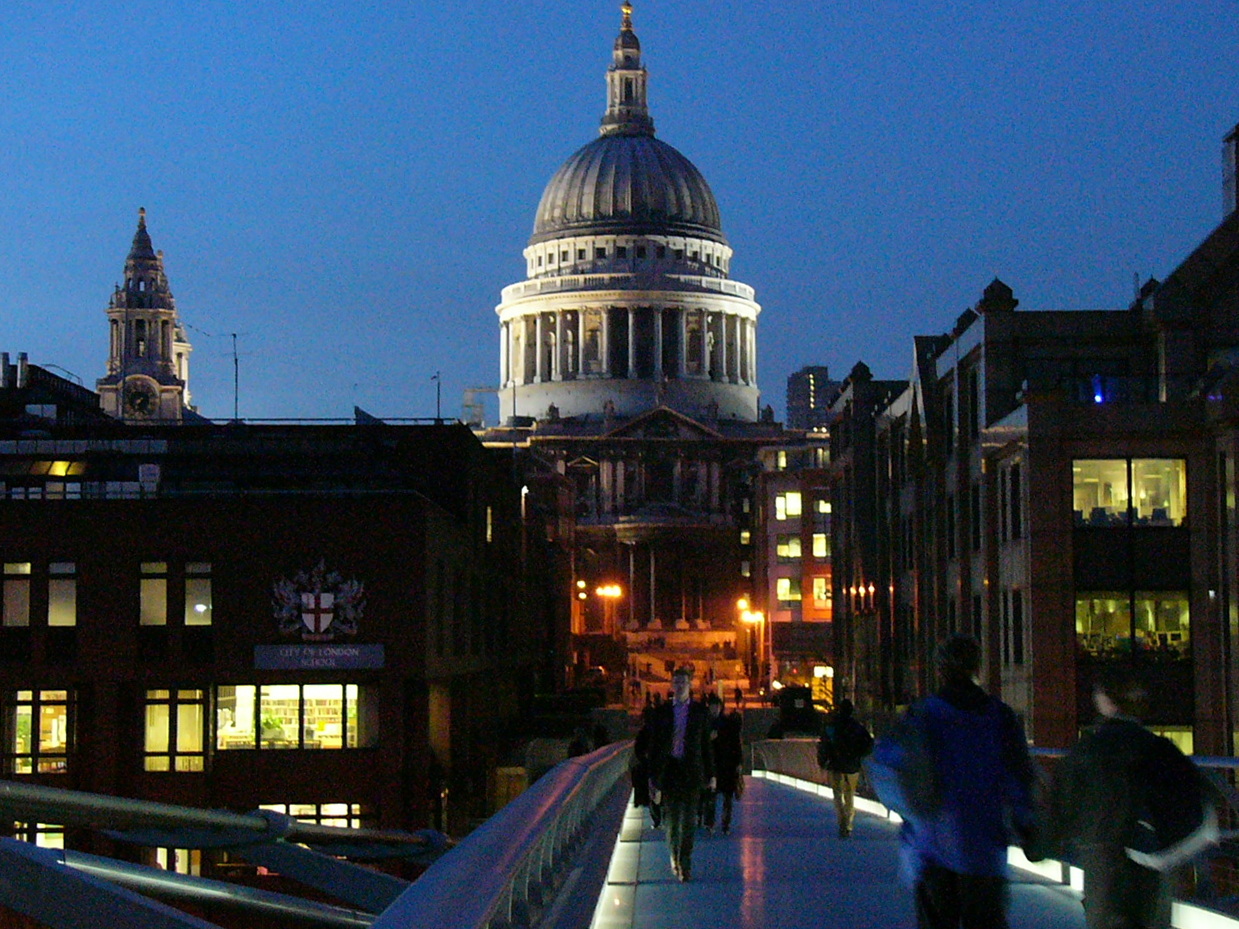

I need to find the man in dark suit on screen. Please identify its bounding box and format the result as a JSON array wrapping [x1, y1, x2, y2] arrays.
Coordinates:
[[648, 667, 715, 881]]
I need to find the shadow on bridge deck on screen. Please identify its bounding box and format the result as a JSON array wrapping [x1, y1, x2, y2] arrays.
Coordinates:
[[590, 773, 1086, 929]]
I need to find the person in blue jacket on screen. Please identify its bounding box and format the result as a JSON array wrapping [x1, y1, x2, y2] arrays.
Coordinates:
[[869, 634, 1036, 929]]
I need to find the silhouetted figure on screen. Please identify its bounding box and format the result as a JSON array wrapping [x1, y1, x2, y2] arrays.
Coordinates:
[[648, 667, 714, 881]]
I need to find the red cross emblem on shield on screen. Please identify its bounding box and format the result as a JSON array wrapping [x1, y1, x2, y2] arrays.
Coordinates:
[[301, 591, 335, 634]]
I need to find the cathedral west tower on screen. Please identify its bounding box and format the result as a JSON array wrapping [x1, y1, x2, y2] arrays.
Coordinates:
[[97, 209, 193, 421]]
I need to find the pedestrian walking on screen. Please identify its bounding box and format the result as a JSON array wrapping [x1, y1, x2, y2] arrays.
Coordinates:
[[817, 698, 873, 837], [868, 634, 1036, 929]]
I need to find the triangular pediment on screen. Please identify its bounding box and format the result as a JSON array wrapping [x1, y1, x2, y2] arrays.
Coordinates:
[[603, 406, 723, 440]]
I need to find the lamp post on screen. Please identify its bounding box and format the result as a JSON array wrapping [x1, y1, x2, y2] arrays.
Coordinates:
[[596, 584, 622, 637], [739, 600, 766, 694]]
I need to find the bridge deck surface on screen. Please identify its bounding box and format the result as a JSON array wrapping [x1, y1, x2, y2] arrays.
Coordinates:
[[590, 773, 1086, 929]]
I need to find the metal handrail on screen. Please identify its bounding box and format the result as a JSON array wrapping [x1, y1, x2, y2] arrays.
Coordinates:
[[372, 741, 633, 929]]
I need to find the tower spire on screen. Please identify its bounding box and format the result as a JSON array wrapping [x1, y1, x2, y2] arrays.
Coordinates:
[[600, 0, 655, 137]]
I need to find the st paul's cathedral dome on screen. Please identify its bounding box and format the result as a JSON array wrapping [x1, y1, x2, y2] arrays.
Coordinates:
[[496, 2, 761, 423]]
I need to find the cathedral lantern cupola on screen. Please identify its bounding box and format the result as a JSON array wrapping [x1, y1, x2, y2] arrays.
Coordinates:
[[96, 208, 194, 421]]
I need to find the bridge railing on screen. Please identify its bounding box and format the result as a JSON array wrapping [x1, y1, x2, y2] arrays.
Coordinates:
[[372, 740, 633, 929], [750, 738, 1239, 928]]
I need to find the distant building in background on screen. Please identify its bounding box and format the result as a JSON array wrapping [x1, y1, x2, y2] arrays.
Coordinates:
[[786, 365, 839, 431], [96, 209, 197, 423]]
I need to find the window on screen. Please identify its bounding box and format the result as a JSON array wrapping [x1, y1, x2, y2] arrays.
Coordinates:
[[656, 246, 666, 259], [812, 533, 830, 558], [816, 499, 831, 515], [259, 801, 375, 830], [774, 492, 802, 520], [812, 576, 831, 606], [144, 689, 205, 772], [1073, 459, 1186, 526], [1076, 591, 1189, 659], [577, 248, 586, 260], [3, 563, 30, 627], [215, 684, 377, 750], [140, 562, 168, 626], [154, 848, 201, 875], [11, 822, 63, 849], [776, 535, 801, 561], [776, 577, 801, 603], [47, 563, 76, 627], [184, 563, 212, 626], [740, 560, 751, 578], [4, 690, 71, 773], [776, 451, 787, 470], [616, 246, 627, 258], [595, 247, 606, 260], [738, 530, 751, 545], [636, 246, 647, 258]]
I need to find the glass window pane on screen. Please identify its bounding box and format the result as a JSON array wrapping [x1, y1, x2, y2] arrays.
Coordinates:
[[4, 579, 30, 627], [11, 704, 32, 756], [303, 684, 343, 749], [145, 704, 170, 753], [176, 703, 204, 753], [1134, 592, 1190, 657], [260, 685, 300, 748], [184, 578, 212, 626], [1072, 459, 1129, 526], [812, 533, 829, 558], [785, 492, 802, 518], [216, 685, 256, 750], [1132, 459, 1187, 526], [140, 578, 167, 626], [4, 563, 30, 575], [47, 579, 76, 627], [1075, 593, 1132, 656]]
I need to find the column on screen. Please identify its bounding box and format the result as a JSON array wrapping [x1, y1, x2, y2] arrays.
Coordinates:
[[649, 546, 657, 626], [627, 306, 636, 378], [601, 309, 611, 377], [719, 313, 728, 383], [499, 323, 508, 387], [535, 314, 545, 383], [678, 308, 688, 377], [653, 307, 663, 379], [577, 310, 586, 377], [554, 311, 564, 381]]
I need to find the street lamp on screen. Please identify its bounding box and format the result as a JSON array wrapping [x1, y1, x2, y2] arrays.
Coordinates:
[[596, 583, 622, 636], [741, 607, 766, 693]]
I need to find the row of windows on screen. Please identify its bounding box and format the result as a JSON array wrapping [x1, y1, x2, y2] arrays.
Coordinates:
[[2, 562, 212, 628], [773, 492, 831, 521], [530, 241, 728, 272], [1, 683, 377, 775], [775, 533, 830, 561]]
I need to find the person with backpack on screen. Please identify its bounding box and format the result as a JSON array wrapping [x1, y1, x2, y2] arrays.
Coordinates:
[[868, 634, 1036, 929], [1039, 669, 1218, 929], [817, 698, 873, 838]]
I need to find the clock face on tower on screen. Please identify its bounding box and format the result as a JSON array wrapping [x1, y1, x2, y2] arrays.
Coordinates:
[[124, 380, 157, 416]]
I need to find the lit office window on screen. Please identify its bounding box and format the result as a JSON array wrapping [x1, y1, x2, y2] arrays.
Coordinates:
[[812, 576, 831, 606], [12, 822, 64, 849], [776, 535, 801, 560], [739, 530, 751, 545], [140, 563, 168, 626], [216, 684, 376, 751], [4, 690, 71, 774], [812, 533, 830, 558], [143, 689, 205, 772], [184, 563, 212, 626], [1075, 591, 1189, 659], [774, 492, 802, 520], [259, 801, 375, 830], [154, 848, 201, 875], [2, 564, 30, 627], [776, 577, 801, 604], [1073, 458, 1186, 527], [47, 564, 76, 627]]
